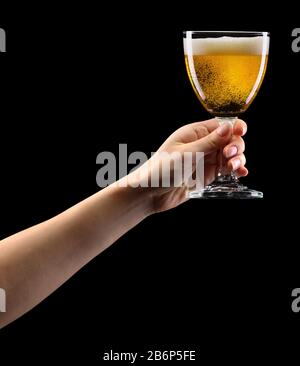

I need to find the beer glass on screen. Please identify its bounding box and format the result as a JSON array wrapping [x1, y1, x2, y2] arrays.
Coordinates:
[[183, 31, 269, 198]]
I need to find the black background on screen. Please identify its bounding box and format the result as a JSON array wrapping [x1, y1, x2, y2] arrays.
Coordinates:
[[0, 3, 299, 363]]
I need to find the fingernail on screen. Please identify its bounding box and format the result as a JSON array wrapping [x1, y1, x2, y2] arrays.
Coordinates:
[[242, 126, 247, 136], [216, 124, 230, 137], [231, 158, 241, 171], [226, 146, 238, 158]]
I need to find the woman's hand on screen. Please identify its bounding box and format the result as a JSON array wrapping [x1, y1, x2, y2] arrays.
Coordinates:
[[129, 118, 248, 213]]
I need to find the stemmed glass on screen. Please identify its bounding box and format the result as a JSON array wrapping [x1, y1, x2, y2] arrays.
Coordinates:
[[183, 31, 269, 198]]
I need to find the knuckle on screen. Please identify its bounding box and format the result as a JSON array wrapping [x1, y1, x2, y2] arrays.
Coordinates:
[[241, 154, 246, 165]]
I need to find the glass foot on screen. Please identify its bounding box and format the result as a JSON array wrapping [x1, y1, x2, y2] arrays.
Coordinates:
[[189, 181, 263, 199]]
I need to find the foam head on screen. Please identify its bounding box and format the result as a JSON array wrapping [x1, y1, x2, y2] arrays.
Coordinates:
[[184, 36, 269, 55]]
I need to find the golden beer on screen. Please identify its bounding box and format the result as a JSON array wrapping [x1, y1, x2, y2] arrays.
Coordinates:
[[184, 37, 269, 116]]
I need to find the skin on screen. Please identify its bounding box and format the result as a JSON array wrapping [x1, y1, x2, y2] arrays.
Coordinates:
[[0, 118, 247, 329]]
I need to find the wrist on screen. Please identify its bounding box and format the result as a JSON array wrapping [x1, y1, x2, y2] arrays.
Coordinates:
[[110, 177, 154, 219]]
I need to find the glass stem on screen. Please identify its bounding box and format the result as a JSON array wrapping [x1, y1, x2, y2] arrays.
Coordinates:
[[215, 117, 238, 184]]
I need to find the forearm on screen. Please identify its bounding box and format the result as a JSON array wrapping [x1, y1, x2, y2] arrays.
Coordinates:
[[0, 183, 151, 328]]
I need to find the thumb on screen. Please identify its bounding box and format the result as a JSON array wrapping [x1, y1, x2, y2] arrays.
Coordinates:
[[185, 122, 232, 155]]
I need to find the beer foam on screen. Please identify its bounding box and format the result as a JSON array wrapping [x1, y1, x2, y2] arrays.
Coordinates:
[[184, 36, 269, 55]]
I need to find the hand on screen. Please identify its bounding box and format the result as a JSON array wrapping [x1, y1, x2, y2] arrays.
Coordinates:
[[129, 118, 248, 213]]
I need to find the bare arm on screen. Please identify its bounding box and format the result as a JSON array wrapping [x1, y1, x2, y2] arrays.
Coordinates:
[[0, 119, 247, 329], [0, 183, 151, 328]]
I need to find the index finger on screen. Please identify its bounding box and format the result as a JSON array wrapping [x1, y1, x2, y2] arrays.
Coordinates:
[[187, 118, 247, 139], [188, 118, 219, 132]]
